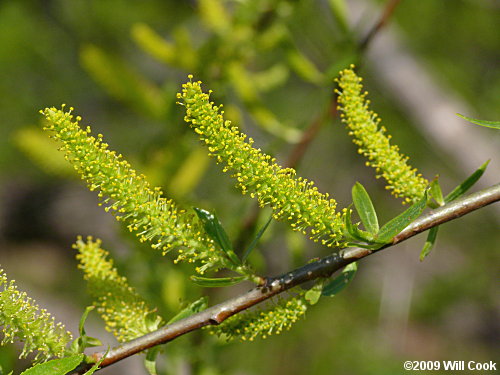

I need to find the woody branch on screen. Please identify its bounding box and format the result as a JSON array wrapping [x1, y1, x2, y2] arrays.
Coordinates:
[[73, 182, 500, 373]]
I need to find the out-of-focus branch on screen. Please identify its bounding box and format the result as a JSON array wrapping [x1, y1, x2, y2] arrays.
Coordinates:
[[359, 0, 402, 52], [73, 183, 500, 373]]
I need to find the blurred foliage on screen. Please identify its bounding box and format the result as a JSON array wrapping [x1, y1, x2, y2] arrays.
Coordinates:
[[0, 0, 498, 374]]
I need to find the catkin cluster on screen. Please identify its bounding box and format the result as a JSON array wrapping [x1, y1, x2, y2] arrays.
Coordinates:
[[41, 107, 227, 271], [75, 236, 163, 342], [209, 296, 308, 341], [336, 67, 428, 203], [178, 77, 346, 248], [0, 268, 71, 361]]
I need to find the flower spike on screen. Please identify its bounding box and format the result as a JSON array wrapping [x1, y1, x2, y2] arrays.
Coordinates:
[[208, 295, 308, 341], [41, 106, 234, 272], [178, 78, 346, 248], [336, 67, 428, 203], [75, 236, 163, 342], [0, 268, 72, 362]]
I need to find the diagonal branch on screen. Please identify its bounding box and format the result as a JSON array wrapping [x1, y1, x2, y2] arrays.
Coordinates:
[[74, 183, 500, 373], [358, 0, 402, 52]]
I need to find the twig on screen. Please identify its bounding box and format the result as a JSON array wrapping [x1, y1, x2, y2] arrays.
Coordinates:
[[359, 0, 402, 53], [285, 94, 337, 169], [73, 183, 500, 373]]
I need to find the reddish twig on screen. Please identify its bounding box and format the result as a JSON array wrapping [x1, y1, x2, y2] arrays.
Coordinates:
[[359, 0, 402, 52]]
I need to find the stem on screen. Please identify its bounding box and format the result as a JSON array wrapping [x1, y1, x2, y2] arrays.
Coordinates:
[[359, 0, 402, 52], [72, 183, 500, 373]]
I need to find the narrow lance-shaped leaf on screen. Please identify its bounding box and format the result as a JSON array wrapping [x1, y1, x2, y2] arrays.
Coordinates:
[[194, 207, 241, 267], [190, 275, 247, 288], [456, 114, 500, 130], [322, 262, 358, 297], [376, 190, 428, 244], [420, 226, 439, 261], [167, 297, 209, 324], [242, 214, 273, 262], [82, 348, 108, 375], [20, 355, 85, 375], [429, 177, 444, 207], [352, 182, 379, 234], [70, 306, 102, 355], [445, 160, 490, 203]]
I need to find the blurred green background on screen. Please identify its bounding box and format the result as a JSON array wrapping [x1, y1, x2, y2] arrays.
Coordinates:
[[0, 0, 498, 374]]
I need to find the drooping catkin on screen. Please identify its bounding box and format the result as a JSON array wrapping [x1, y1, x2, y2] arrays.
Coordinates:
[[178, 77, 346, 248], [75, 236, 163, 342], [336, 67, 428, 203], [41, 106, 230, 273], [0, 268, 72, 361]]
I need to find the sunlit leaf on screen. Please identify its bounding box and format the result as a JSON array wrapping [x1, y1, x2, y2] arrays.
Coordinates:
[[429, 178, 444, 207], [352, 182, 379, 234], [305, 280, 325, 305], [457, 113, 500, 129], [445, 160, 490, 203], [343, 205, 374, 243], [376, 190, 428, 243], [20, 355, 84, 375], [190, 275, 246, 288]]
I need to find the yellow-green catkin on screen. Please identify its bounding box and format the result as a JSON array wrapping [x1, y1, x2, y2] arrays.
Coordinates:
[[178, 77, 346, 248], [336, 67, 428, 203], [75, 236, 163, 342], [208, 296, 307, 341], [41, 107, 226, 272], [0, 268, 72, 362]]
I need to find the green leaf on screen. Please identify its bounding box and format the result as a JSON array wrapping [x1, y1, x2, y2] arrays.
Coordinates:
[[352, 182, 379, 234], [429, 178, 444, 207], [193, 207, 241, 266], [305, 280, 326, 305], [457, 113, 500, 130], [242, 214, 273, 262], [420, 226, 439, 261], [144, 347, 161, 375], [144, 311, 162, 332], [445, 160, 490, 203], [190, 275, 246, 288], [70, 306, 102, 354], [376, 190, 428, 244], [78, 306, 93, 336], [82, 348, 109, 375], [167, 297, 208, 324], [322, 262, 357, 297], [20, 354, 84, 375], [343, 205, 374, 243]]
